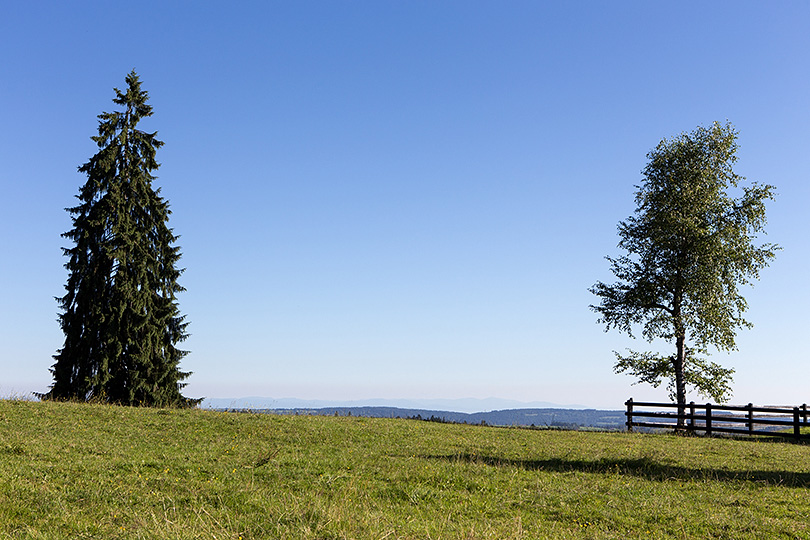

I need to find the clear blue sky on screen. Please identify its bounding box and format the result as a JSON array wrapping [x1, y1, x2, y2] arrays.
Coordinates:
[[2, 2, 808, 409]]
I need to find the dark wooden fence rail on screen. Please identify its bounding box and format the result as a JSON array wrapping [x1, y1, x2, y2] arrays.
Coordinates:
[[625, 398, 809, 438]]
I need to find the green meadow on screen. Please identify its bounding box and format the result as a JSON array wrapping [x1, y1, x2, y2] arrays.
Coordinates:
[[1, 400, 808, 539]]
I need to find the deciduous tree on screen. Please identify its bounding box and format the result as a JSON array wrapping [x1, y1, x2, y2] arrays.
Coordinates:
[[590, 122, 777, 423]]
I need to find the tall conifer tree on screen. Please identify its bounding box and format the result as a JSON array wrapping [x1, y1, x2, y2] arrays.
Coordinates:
[[45, 71, 198, 407]]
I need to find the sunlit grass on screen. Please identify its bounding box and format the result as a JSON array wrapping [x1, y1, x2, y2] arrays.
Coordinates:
[[1, 400, 809, 539]]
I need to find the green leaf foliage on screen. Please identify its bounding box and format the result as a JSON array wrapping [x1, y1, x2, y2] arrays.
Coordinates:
[[591, 122, 777, 406], [44, 71, 198, 407], [613, 350, 734, 403]]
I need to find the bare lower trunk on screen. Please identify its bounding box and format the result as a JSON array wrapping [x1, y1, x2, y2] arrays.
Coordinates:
[[672, 281, 687, 431], [674, 331, 687, 430]]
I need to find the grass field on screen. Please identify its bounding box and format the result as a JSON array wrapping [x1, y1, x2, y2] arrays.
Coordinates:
[[1, 400, 809, 539]]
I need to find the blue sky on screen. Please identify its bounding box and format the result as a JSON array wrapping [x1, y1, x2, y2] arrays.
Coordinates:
[[1, 2, 808, 409]]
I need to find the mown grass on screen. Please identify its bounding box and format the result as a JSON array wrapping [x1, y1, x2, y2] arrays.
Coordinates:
[[1, 400, 809, 539]]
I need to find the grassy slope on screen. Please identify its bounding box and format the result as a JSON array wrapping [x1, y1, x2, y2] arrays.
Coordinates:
[[1, 400, 809, 539]]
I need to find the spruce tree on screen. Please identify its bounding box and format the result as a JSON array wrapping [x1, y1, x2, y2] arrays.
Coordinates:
[[45, 71, 198, 407]]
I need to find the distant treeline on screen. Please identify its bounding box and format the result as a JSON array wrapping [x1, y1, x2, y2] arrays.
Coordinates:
[[223, 407, 627, 430]]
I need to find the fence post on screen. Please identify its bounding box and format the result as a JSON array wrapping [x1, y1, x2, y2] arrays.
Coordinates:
[[705, 403, 712, 436], [747, 403, 754, 435], [802, 404, 807, 425], [688, 401, 695, 433], [625, 398, 634, 433], [794, 407, 801, 438]]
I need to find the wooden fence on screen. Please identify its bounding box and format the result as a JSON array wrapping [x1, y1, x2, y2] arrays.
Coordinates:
[[625, 398, 809, 438]]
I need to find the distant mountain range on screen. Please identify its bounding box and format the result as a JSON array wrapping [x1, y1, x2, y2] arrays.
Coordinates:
[[263, 407, 627, 430], [202, 397, 626, 430], [201, 397, 589, 414]]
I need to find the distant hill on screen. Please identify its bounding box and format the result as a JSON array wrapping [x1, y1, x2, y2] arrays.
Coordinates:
[[225, 406, 627, 430], [202, 397, 588, 414]]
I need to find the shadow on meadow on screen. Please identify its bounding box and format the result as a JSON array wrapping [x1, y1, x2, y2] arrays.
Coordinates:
[[424, 452, 810, 488]]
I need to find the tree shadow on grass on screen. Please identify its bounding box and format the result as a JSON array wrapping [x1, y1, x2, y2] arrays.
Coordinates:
[[424, 452, 810, 488]]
